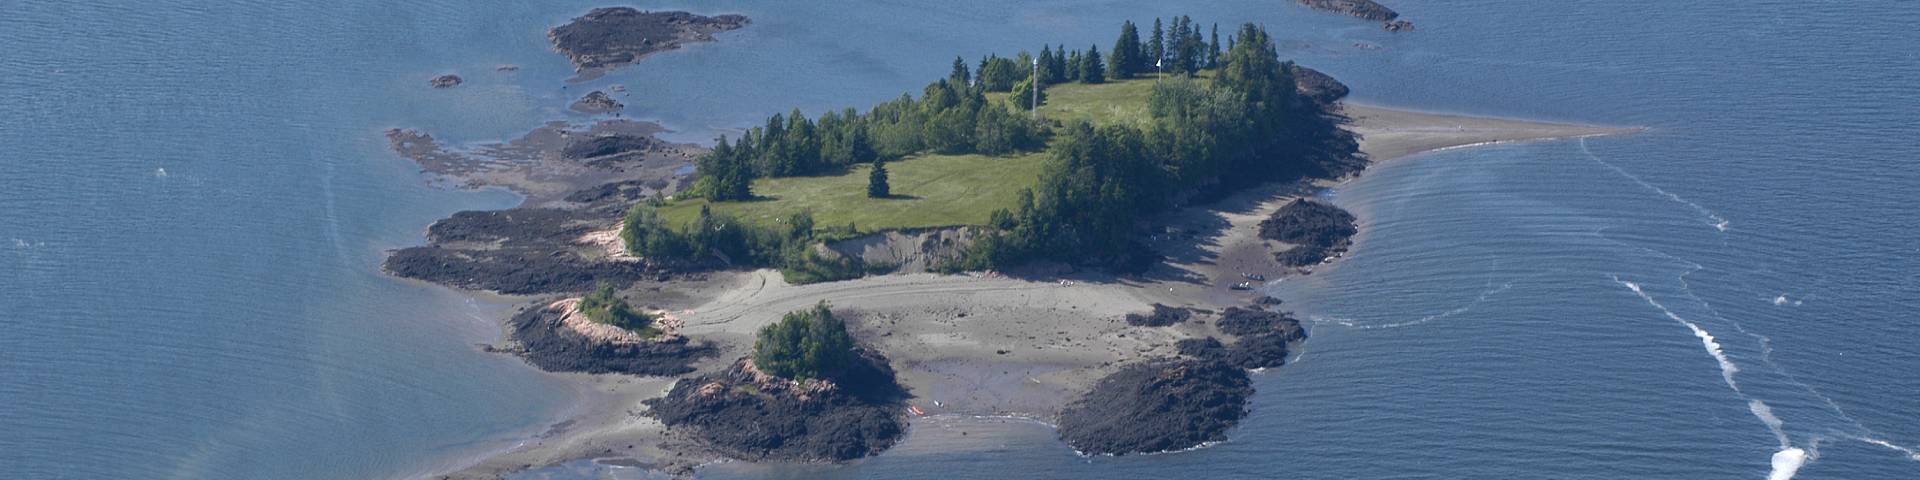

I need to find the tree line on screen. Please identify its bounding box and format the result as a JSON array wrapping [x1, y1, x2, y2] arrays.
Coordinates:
[[696, 79, 1048, 201], [658, 17, 1358, 277], [948, 22, 1357, 271]]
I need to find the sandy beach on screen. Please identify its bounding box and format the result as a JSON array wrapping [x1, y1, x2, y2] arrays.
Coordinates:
[[438, 104, 1640, 478]]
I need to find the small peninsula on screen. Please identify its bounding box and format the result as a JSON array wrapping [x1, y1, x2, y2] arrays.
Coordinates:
[[388, 9, 1640, 478]]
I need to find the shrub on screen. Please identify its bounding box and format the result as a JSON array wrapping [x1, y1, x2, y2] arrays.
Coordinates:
[[578, 284, 659, 336]]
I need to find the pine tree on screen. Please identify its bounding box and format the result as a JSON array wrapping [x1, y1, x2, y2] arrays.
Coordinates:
[[1051, 44, 1071, 83], [1066, 50, 1083, 82], [1149, 18, 1166, 72], [950, 56, 970, 85], [1038, 45, 1056, 84], [1208, 23, 1222, 69], [1082, 44, 1106, 84], [867, 159, 890, 198], [1109, 20, 1141, 79]]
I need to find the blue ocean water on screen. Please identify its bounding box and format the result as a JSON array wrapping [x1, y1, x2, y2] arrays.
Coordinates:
[[4, 1, 1916, 479]]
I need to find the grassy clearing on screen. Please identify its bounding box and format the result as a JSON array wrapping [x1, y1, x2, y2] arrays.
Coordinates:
[[990, 72, 1214, 128], [659, 151, 1048, 233]]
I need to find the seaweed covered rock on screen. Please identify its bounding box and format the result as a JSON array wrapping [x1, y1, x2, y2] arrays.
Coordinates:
[[563, 134, 660, 160], [1215, 307, 1304, 337], [570, 90, 624, 114], [1259, 199, 1357, 267], [646, 352, 909, 462], [504, 299, 714, 376], [1177, 332, 1303, 370], [1058, 359, 1253, 455], [1125, 303, 1193, 327]]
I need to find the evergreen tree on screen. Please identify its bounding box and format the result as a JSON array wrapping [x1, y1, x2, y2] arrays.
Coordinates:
[[1011, 76, 1047, 111], [1109, 20, 1142, 79], [1066, 50, 1083, 82], [1208, 23, 1222, 69], [1051, 44, 1071, 83], [867, 159, 890, 198], [1149, 18, 1166, 72], [1037, 46, 1056, 84], [950, 56, 970, 85], [1082, 44, 1106, 84]]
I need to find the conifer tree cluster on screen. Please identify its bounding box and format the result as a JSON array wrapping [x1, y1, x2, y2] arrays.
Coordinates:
[[752, 302, 856, 381], [952, 23, 1355, 271], [694, 78, 1047, 202]]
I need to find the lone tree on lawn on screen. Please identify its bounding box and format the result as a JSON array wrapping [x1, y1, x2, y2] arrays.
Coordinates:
[[752, 302, 856, 380], [867, 159, 890, 198]]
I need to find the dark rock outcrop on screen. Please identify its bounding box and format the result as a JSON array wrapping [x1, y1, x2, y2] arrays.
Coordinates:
[[646, 352, 910, 462], [1296, 0, 1399, 22], [1057, 359, 1253, 455], [563, 134, 660, 161], [570, 90, 624, 114], [505, 301, 715, 376], [430, 74, 463, 88], [1383, 20, 1415, 32], [385, 246, 660, 295], [1215, 307, 1306, 338], [1125, 303, 1193, 327], [1293, 65, 1350, 106], [550, 8, 750, 79], [1259, 199, 1357, 267]]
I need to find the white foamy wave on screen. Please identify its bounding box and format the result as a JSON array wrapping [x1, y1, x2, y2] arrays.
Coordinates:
[[1582, 138, 1728, 232], [154, 167, 169, 178], [1618, 278, 1740, 389], [1751, 400, 1790, 447], [1768, 447, 1809, 480], [1342, 282, 1514, 330], [1856, 436, 1920, 461], [1772, 295, 1788, 306]]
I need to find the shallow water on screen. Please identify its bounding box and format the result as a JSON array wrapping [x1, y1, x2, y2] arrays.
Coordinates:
[[3, 1, 1916, 479]]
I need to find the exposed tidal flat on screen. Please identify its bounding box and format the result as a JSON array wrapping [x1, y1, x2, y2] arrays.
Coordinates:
[[6, 1, 1918, 480]]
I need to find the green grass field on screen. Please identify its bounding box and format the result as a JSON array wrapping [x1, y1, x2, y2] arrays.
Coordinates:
[[657, 75, 1203, 234], [991, 72, 1213, 128], [658, 151, 1048, 233]]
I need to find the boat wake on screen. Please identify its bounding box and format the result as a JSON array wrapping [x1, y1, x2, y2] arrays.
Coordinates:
[[1616, 276, 1813, 478], [1581, 138, 1729, 233]]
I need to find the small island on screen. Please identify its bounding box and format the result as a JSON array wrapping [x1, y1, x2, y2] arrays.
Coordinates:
[[549, 7, 750, 80], [391, 10, 1639, 478]]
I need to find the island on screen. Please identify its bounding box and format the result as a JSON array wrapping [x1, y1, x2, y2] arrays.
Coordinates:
[[549, 7, 750, 81], [1296, 0, 1414, 31], [387, 10, 1639, 478]]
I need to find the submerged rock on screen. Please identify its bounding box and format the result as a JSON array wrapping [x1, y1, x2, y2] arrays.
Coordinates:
[[1057, 359, 1253, 455], [429, 74, 463, 88]]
